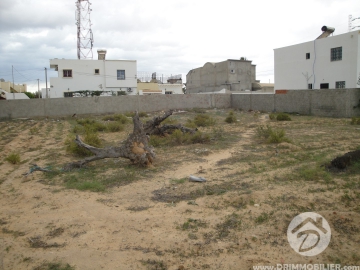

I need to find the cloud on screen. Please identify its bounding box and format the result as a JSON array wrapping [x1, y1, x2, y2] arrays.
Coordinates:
[[0, 0, 359, 92]]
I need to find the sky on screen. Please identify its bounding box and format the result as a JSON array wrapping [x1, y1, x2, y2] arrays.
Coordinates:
[[0, 0, 359, 93]]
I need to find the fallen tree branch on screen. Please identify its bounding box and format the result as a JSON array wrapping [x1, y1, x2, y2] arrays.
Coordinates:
[[23, 164, 52, 177], [329, 150, 360, 170], [62, 110, 197, 171]]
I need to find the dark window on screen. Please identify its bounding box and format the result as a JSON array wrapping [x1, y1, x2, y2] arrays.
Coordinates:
[[63, 70, 72, 77], [331, 47, 342, 61], [117, 70, 125, 80], [64, 92, 73, 97], [335, 81, 345, 89], [95, 69, 100, 74], [308, 83, 312, 89], [165, 91, 172, 94], [306, 53, 310, 59], [320, 83, 329, 89]]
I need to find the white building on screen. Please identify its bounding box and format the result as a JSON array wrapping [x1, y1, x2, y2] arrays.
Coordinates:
[[274, 28, 360, 90], [48, 50, 137, 98]]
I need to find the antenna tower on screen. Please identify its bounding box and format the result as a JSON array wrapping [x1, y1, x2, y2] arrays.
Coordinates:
[[75, 0, 94, 59], [349, 15, 352, 32]]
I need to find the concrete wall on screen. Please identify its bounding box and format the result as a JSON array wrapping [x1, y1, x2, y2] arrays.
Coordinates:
[[1, 89, 360, 119], [232, 89, 360, 117], [0, 94, 231, 119]]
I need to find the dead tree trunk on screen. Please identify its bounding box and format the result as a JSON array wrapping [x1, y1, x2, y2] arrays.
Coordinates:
[[144, 110, 197, 136], [63, 112, 155, 170], [63, 110, 197, 171], [329, 150, 360, 170]]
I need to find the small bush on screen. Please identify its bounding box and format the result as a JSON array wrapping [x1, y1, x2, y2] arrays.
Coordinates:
[[106, 121, 124, 132], [187, 114, 216, 127], [276, 113, 291, 121], [268, 129, 288, 143], [29, 127, 39, 135], [124, 112, 148, 118], [350, 117, 360, 125], [225, 110, 237, 123], [211, 127, 225, 141], [269, 113, 276, 120], [256, 125, 290, 143], [190, 131, 211, 144], [76, 118, 95, 126], [65, 131, 102, 157], [103, 114, 130, 124], [149, 130, 210, 147], [5, 153, 20, 164]]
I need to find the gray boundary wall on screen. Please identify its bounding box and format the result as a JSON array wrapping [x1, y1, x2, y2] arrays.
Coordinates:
[[231, 89, 360, 118], [0, 94, 231, 119], [1, 89, 360, 119]]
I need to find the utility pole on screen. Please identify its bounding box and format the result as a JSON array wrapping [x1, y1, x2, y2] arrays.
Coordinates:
[[12, 65, 15, 99], [37, 79, 40, 98], [45, 68, 48, 99]]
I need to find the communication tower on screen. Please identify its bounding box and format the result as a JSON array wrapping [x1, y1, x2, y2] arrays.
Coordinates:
[[75, 0, 94, 59]]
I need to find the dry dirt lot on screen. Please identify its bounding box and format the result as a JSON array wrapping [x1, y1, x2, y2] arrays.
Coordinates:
[[0, 109, 359, 270]]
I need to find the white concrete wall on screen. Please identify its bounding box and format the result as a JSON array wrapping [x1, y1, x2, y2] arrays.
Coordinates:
[[158, 84, 183, 94], [49, 59, 137, 98], [274, 30, 360, 90]]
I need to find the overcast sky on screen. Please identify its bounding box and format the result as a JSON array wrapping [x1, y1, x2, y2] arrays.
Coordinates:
[[0, 0, 359, 92]]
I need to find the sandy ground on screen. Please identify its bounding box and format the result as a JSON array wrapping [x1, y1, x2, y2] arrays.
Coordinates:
[[0, 111, 360, 270]]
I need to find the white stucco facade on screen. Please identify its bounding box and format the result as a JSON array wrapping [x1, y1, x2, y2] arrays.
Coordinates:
[[48, 58, 137, 98], [274, 30, 360, 90]]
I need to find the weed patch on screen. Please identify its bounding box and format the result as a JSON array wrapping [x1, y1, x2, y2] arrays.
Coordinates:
[[187, 114, 216, 127], [256, 125, 290, 143], [65, 131, 102, 157], [225, 110, 237, 123], [5, 152, 20, 164]]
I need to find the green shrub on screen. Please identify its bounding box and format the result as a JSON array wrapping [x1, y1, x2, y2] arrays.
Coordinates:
[[191, 131, 211, 144], [268, 129, 288, 143], [187, 114, 216, 127], [5, 153, 20, 164], [350, 117, 360, 125], [124, 112, 148, 118], [76, 118, 95, 126], [276, 113, 291, 121], [149, 130, 210, 147], [65, 131, 102, 157], [269, 113, 276, 120], [190, 108, 206, 114], [103, 114, 130, 124], [149, 135, 164, 147], [225, 110, 237, 123], [29, 127, 39, 135], [106, 121, 124, 132], [256, 125, 290, 143]]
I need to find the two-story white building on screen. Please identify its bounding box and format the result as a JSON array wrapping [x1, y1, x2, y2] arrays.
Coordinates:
[[47, 50, 137, 98], [274, 28, 360, 90]]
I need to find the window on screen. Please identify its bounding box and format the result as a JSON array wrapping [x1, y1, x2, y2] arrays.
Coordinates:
[[320, 83, 329, 89], [63, 69, 72, 77], [336, 81, 345, 89], [95, 69, 100, 75], [308, 83, 312, 89], [165, 91, 172, 94], [117, 70, 125, 80], [331, 47, 342, 61], [306, 53, 310, 59], [64, 92, 73, 98]]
